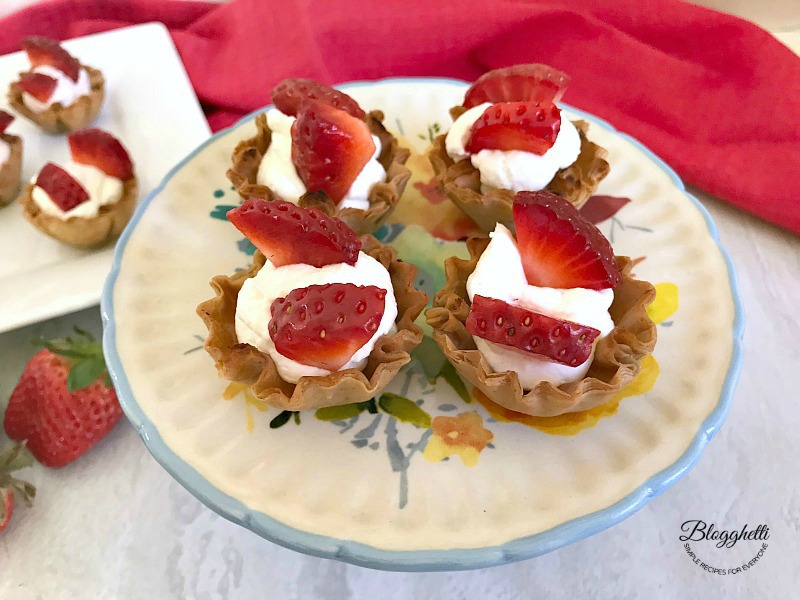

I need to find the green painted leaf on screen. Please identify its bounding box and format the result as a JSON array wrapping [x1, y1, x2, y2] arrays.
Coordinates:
[[210, 204, 237, 220], [67, 358, 106, 391], [269, 411, 293, 429], [378, 393, 431, 428], [237, 238, 257, 256], [361, 398, 379, 414], [315, 403, 366, 421], [292, 412, 301, 425], [441, 361, 471, 403], [410, 336, 447, 383]]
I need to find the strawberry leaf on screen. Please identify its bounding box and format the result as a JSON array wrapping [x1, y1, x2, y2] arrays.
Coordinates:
[[0, 443, 33, 472], [32, 338, 87, 359], [67, 358, 106, 391], [72, 326, 96, 342]]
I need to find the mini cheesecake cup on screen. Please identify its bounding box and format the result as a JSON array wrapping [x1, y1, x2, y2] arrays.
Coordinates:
[[227, 110, 411, 236], [19, 175, 138, 248], [0, 133, 23, 206], [429, 106, 611, 232], [425, 237, 657, 417], [8, 65, 105, 135], [197, 235, 428, 411]]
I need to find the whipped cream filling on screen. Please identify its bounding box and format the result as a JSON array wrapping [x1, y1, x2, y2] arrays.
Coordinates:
[[235, 252, 398, 383], [445, 102, 581, 194], [256, 109, 386, 211], [32, 162, 123, 219], [22, 65, 91, 113], [0, 139, 9, 167], [466, 224, 614, 389]]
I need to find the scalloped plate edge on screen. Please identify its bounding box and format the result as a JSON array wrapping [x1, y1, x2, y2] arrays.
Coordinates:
[[100, 77, 744, 572]]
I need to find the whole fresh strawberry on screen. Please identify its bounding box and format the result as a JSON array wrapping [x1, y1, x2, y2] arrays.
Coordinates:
[[4, 328, 122, 468], [0, 443, 36, 533]]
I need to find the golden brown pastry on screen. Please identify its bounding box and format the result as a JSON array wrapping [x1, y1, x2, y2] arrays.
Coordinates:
[[8, 36, 104, 135], [228, 78, 411, 235], [198, 199, 427, 410]]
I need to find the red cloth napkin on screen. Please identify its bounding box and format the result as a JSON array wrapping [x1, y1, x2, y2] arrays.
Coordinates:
[[2, 0, 799, 233]]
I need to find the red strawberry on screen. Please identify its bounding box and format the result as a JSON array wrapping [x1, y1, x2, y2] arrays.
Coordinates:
[[23, 36, 80, 82], [16, 72, 57, 103], [291, 100, 376, 203], [227, 198, 362, 267], [0, 443, 36, 534], [36, 163, 89, 212], [0, 490, 12, 533], [466, 295, 600, 367], [269, 283, 386, 371], [0, 110, 13, 135], [465, 101, 561, 156], [68, 128, 134, 180], [463, 64, 571, 108], [513, 191, 621, 290], [272, 78, 365, 119], [4, 328, 122, 468]]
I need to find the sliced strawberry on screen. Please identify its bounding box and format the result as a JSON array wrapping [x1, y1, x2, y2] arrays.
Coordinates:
[[465, 101, 561, 156], [269, 283, 386, 371], [5, 330, 121, 468], [466, 295, 600, 367], [0, 489, 13, 533], [227, 198, 361, 267], [513, 191, 621, 290], [272, 78, 365, 119], [291, 100, 376, 203], [68, 128, 134, 180], [0, 443, 36, 533], [464, 64, 571, 108], [36, 163, 89, 212], [0, 111, 13, 135], [16, 72, 57, 103], [23, 36, 79, 82]]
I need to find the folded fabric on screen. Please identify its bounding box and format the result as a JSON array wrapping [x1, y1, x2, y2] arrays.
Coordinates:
[[2, 0, 799, 233]]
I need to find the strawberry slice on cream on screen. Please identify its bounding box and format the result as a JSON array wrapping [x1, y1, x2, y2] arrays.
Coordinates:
[[229, 199, 398, 383], [256, 80, 386, 211], [30, 129, 132, 220], [445, 64, 582, 194], [19, 37, 91, 114], [465, 191, 619, 389]]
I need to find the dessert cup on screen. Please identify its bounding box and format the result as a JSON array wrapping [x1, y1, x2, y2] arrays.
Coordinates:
[[197, 235, 428, 410], [429, 106, 610, 233], [227, 111, 411, 235], [18, 174, 137, 247], [0, 133, 23, 206], [425, 237, 657, 417], [8, 65, 105, 135]]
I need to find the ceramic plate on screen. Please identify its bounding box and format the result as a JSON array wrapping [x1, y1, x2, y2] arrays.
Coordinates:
[[0, 23, 210, 334], [102, 78, 743, 571]]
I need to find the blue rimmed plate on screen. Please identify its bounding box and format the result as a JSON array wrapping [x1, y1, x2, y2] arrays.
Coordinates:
[[101, 78, 743, 571]]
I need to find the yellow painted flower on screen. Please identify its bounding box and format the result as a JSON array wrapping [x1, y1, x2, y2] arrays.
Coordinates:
[[222, 381, 268, 433], [473, 354, 661, 436], [647, 282, 679, 324], [423, 412, 493, 467]]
